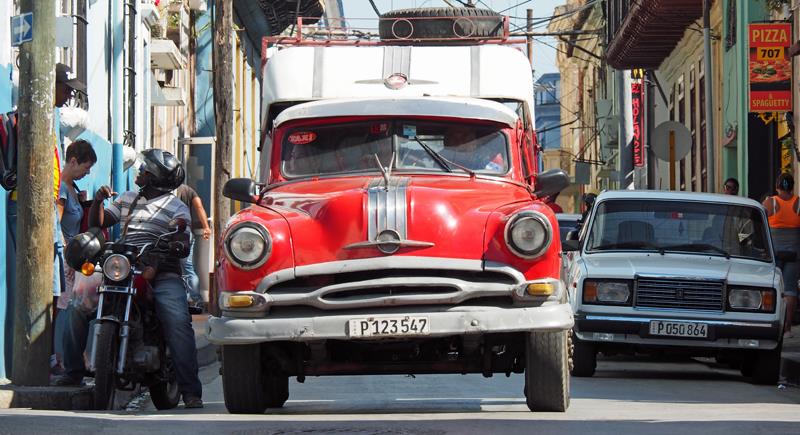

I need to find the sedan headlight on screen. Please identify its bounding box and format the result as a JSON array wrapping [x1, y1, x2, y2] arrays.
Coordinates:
[[224, 222, 271, 270], [103, 254, 131, 282], [728, 288, 776, 312], [583, 280, 632, 305], [504, 211, 552, 259]]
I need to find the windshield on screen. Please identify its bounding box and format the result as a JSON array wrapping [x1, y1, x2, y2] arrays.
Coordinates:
[[281, 120, 509, 178], [585, 199, 771, 262]]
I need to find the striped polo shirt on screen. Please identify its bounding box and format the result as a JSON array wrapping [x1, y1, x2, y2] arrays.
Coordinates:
[[107, 191, 191, 275]]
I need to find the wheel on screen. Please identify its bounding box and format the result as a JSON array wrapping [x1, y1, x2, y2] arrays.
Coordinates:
[[222, 344, 290, 414], [379, 7, 504, 41], [752, 342, 782, 385], [93, 322, 119, 410], [570, 335, 597, 377], [524, 330, 570, 412], [149, 349, 181, 410]]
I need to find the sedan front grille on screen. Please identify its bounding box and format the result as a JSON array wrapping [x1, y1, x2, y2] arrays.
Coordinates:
[[635, 277, 724, 311]]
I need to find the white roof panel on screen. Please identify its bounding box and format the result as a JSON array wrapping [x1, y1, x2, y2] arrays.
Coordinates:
[[274, 96, 520, 128], [596, 190, 763, 208]]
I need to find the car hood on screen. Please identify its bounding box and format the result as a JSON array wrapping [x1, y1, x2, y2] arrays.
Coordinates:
[[580, 252, 777, 287], [261, 175, 531, 266]]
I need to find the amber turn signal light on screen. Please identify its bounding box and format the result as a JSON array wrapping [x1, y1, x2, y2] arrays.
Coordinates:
[[80, 262, 95, 276], [526, 283, 554, 296], [228, 295, 254, 308], [583, 281, 597, 303], [761, 290, 775, 312]]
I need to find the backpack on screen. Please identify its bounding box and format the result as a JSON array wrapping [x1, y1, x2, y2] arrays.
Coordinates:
[[0, 111, 18, 191]]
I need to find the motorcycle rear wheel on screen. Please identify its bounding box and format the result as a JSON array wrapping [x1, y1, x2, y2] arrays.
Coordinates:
[[149, 351, 181, 410], [93, 322, 119, 410]]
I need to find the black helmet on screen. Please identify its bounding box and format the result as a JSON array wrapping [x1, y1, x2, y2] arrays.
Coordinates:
[[65, 228, 106, 271], [139, 148, 185, 192]]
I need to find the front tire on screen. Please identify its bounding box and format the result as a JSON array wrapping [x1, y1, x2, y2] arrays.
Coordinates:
[[93, 322, 119, 410], [222, 344, 290, 414], [752, 342, 782, 385], [524, 330, 570, 412]]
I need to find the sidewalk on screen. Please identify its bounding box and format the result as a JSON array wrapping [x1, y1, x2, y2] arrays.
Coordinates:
[[781, 323, 800, 386], [0, 314, 217, 410]]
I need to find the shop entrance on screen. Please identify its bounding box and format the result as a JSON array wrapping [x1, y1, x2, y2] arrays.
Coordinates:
[[747, 114, 781, 202]]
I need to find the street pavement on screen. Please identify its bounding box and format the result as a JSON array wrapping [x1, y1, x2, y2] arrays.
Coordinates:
[[1, 324, 800, 434]]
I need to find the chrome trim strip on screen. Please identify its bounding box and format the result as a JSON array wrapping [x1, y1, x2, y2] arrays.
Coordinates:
[[382, 46, 412, 79], [367, 177, 411, 242], [344, 240, 435, 250], [583, 314, 774, 328]]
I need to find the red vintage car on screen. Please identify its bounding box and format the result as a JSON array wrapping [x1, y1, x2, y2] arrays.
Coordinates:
[[207, 11, 572, 414]]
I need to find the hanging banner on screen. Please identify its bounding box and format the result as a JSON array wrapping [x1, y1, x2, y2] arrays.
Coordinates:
[[631, 82, 645, 167], [749, 23, 792, 112]]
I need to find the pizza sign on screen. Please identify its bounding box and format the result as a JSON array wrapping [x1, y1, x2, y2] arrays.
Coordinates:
[[748, 23, 792, 112]]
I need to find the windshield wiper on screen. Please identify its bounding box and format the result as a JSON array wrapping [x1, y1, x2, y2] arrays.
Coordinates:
[[591, 241, 664, 254], [659, 243, 731, 259], [412, 137, 476, 177]]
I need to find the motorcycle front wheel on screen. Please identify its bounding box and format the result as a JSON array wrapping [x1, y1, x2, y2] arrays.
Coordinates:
[[93, 322, 119, 410]]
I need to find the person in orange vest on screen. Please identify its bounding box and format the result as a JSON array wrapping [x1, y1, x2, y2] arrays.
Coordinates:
[[763, 172, 800, 337]]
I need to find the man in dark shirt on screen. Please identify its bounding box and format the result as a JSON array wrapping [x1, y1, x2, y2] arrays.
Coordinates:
[[175, 184, 211, 306]]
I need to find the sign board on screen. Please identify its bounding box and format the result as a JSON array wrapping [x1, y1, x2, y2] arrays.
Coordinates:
[[10, 13, 33, 46], [631, 83, 644, 167], [748, 23, 792, 112], [652, 121, 692, 161]]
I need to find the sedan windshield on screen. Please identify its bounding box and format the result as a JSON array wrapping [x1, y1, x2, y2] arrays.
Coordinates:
[[585, 199, 771, 262], [281, 120, 509, 178]]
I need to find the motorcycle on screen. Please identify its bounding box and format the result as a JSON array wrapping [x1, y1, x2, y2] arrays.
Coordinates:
[[65, 221, 189, 410]]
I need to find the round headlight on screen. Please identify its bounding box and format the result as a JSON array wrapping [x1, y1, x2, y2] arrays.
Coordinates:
[[505, 211, 552, 259], [103, 254, 131, 282], [225, 223, 271, 269]]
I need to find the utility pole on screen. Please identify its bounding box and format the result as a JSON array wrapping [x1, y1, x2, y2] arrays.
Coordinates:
[[13, 0, 56, 385], [212, 0, 233, 316], [526, 9, 533, 67]]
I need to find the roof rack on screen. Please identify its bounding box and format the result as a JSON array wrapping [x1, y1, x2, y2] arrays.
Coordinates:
[[262, 15, 529, 48]]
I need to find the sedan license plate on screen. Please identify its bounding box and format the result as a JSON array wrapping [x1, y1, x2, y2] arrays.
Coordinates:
[[649, 320, 708, 338], [348, 316, 430, 338]]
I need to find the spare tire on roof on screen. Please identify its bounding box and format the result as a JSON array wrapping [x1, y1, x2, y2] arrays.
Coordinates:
[[379, 7, 504, 42]]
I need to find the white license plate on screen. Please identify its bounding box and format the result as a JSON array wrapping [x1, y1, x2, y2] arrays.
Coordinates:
[[347, 316, 430, 338], [649, 320, 708, 338]]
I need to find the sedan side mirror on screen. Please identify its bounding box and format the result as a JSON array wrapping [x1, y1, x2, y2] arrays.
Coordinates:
[[563, 239, 581, 252], [566, 229, 579, 241], [533, 169, 570, 198], [223, 178, 259, 204]]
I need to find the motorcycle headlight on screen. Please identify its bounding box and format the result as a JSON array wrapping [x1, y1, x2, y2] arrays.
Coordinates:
[[504, 211, 552, 259], [224, 222, 271, 270], [103, 254, 131, 282]]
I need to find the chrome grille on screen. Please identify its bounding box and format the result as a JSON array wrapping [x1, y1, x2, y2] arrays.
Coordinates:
[[635, 277, 724, 311]]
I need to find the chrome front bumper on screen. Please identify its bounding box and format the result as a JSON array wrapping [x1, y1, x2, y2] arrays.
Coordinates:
[[574, 313, 783, 350], [207, 303, 574, 344]]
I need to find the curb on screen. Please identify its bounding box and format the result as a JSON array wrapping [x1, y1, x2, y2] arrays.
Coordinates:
[[1, 317, 215, 411]]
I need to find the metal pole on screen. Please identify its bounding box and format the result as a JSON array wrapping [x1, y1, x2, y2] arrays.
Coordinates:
[[111, 0, 125, 235], [617, 70, 634, 189], [703, 0, 715, 192], [13, 0, 56, 386], [526, 9, 533, 67], [645, 70, 656, 189]]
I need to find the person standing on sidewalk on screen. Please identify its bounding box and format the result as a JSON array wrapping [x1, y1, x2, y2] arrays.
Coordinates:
[[175, 184, 211, 308], [53, 139, 97, 373], [763, 173, 800, 338]]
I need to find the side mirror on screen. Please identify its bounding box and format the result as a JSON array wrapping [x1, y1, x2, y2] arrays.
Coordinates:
[[223, 178, 259, 204], [775, 250, 797, 262], [533, 169, 570, 198], [566, 229, 579, 241], [563, 239, 581, 252]]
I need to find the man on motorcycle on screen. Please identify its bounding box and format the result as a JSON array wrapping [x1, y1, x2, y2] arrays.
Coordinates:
[[52, 148, 203, 409]]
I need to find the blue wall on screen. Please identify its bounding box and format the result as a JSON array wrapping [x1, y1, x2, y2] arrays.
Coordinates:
[[0, 62, 11, 379]]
